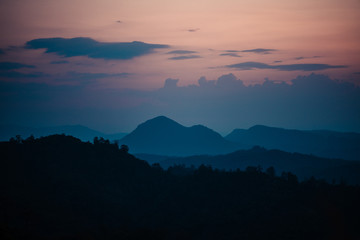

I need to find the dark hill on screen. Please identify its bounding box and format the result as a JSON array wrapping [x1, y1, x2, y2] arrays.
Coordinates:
[[1, 135, 360, 239], [226, 125, 360, 160], [118, 116, 239, 156]]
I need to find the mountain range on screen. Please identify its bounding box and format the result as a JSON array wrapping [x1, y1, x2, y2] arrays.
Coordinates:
[[118, 116, 239, 156], [2, 116, 360, 161], [0, 124, 127, 142], [119, 116, 360, 160], [226, 125, 360, 161]]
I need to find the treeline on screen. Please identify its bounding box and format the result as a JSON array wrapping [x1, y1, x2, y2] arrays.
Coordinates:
[[1, 135, 359, 239]]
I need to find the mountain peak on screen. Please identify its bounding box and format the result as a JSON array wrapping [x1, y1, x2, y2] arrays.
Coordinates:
[[139, 116, 182, 129], [147, 115, 176, 123], [119, 116, 238, 156], [249, 125, 273, 130]]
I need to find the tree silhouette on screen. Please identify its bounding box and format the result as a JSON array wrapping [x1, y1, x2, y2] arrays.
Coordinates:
[[120, 144, 129, 153], [266, 166, 276, 177], [1, 134, 359, 240]]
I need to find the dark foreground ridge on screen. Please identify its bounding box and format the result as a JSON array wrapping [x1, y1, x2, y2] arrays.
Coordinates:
[[1, 135, 360, 239]]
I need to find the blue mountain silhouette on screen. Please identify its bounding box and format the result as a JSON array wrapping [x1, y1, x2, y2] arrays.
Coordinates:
[[226, 125, 360, 161], [118, 116, 239, 156]]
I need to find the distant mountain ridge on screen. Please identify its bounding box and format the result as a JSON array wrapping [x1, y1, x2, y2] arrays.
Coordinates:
[[3, 117, 360, 160], [118, 116, 239, 156], [0, 124, 126, 142], [138, 146, 360, 185], [118, 116, 360, 160], [226, 125, 360, 161]]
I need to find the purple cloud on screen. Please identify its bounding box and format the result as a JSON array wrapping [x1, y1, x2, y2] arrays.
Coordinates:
[[26, 37, 169, 60]]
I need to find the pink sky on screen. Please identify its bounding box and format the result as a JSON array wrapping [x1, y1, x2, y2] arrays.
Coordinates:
[[0, 0, 359, 88], [0, 0, 360, 133]]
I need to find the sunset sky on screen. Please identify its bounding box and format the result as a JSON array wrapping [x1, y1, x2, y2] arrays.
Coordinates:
[[1, 0, 359, 134]]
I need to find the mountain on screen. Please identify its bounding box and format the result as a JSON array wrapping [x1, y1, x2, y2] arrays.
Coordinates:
[[226, 125, 360, 161], [140, 146, 360, 185], [118, 116, 239, 156], [0, 124, 127, 142]]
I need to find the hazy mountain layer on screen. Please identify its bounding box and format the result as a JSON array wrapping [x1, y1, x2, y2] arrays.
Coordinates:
[[0, 124, 126, 142], [226, 125, 360, 161], [138, 147, 360, 185]]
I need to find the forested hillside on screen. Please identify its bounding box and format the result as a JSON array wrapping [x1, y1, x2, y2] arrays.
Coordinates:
[[1, 135, 359, 239]]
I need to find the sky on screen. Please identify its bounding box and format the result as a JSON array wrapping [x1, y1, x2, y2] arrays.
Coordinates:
[[0, 0, 360, 134]]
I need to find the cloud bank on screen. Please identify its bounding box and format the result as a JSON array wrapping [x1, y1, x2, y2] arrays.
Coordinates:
[[241, 48, 277, 54], [295, 56, 321, 60], [0, 71, 47, 79], [167, 50, 197, 54], [25, 37, 169, 60], [168, 55, 201, 60], [187, 28, 200, 32], [226, 62, 347, 71], [220, 53, 242, 58], [0, 62, 39, 79], [0, 62, 35, 70], [1, 73, 359, 134]]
